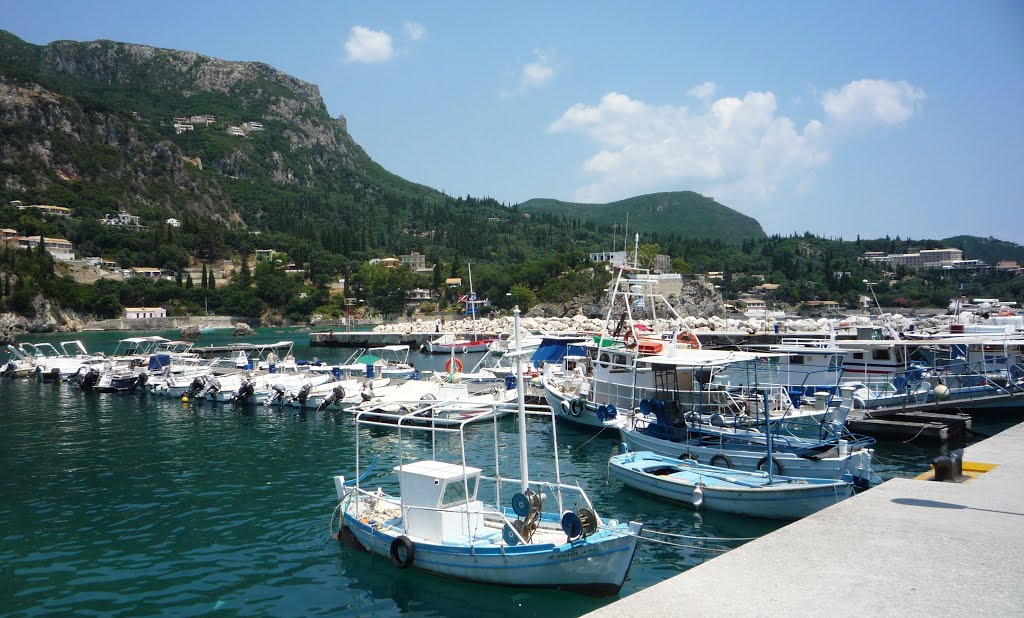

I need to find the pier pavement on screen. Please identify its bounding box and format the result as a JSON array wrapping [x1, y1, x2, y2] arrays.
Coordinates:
[[590, 420, 1024, 616]]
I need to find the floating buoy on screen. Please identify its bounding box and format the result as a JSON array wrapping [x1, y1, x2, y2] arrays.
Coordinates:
[[933, 384, 950, 401], [692, 485, 704, 508], [181, 395, 189, 403]]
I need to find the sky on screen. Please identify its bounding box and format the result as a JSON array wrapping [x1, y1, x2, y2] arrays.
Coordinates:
[[4, 1, 1024, 242]]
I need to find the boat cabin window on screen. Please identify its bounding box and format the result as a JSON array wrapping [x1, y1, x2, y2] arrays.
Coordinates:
[[852, 352, 864, 360], [872, 349, 891, 361], [440, 477, 478, 507], [610, 354, 629, 373], [790, 355, 805, 365], [598, 352, 611, 368], [828, 355, 843, 369]]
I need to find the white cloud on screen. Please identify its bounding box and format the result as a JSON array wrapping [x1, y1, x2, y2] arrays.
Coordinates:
[[344, 26, 394, 64], [403, 21, 426, 41], [502, 49, 556, 97], [687, 81, 716, 101], [822, 79, 926, 126], [548, 79, 923, 204]]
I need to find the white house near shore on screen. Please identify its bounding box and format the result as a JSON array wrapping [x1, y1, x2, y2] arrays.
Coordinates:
[[122, 307, 167, 319]]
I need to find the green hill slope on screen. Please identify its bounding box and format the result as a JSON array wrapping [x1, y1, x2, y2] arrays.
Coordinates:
[[518, 191, 765, 243]]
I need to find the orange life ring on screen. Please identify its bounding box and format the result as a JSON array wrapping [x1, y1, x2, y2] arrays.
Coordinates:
[[445, 357, 464, 373], [624, 329, 637, 348], [677, 332, 700, 348]]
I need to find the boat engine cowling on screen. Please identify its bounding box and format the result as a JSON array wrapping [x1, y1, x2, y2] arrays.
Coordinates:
[[200, 376, 221, 399], [79, 368, 100, 391], [230, 379, 255, 404], [185, 376, 208, 398], [294, 383, 313, 406], [317, 384, 346, 410], [264, 384, 286, 406]]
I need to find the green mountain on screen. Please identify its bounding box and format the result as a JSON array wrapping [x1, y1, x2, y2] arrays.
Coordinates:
[[517, 191, 766, 243], [942, 236, 1024, 265]]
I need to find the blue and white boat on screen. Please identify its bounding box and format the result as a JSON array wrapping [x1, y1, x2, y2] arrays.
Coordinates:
[[331, 308, 643, 595], [609, 450, 854, 520]]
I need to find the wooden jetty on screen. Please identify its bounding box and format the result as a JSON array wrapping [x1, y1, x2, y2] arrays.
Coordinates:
[[846, 389, 1024, 442], [847, 410, 972, 442]]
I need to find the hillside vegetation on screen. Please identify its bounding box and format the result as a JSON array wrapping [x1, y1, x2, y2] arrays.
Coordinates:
[[518, 192, 765, 243]]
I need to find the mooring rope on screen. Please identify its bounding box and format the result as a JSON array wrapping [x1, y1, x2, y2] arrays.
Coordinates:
[[569, 424, 607, 451], [639, 528, 758, 542]]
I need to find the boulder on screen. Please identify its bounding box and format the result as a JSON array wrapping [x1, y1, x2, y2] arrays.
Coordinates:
[[180, 325, 201, 339], [233, 322, 254, 337]]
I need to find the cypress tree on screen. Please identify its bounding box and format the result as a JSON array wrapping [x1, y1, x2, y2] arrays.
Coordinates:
[[186, 273, 194, 289], [208, 272, 216, 290], [201, 263, 208, 289]]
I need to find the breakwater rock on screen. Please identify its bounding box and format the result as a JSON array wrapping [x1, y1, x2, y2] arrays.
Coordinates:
[[0, 295, 84, 344]]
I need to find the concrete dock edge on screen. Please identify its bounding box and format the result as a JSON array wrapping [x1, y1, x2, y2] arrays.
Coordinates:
[[590, 421, 1024, 616]]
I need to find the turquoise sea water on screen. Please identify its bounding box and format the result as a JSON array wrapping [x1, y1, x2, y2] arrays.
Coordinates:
[[2, 328, 1020, 616]]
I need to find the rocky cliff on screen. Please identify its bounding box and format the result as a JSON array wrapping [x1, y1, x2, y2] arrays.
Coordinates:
[[0, 29, 407, 225], [0, 294, 84, 344]]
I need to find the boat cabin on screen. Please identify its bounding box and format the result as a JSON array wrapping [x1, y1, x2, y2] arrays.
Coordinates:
[[395, 460, 484, 544]]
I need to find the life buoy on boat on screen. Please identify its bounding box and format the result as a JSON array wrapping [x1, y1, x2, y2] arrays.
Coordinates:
[[390, 535, 416, 569], [677, 332, 700, 348], [445, 358, 463, 373], [623, 329, 637, 348], [570, 398, 586, 417], [709, 454, 732, 469], [757, 456, 783, 476]]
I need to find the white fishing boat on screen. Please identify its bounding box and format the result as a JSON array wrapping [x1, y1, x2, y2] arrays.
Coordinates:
[[338, 345, 419, 380], [331, 307, 643, 595], [616, 386, 876, 488], [344, 376, 518, 426], [1, 344, 37, 378], [609, 450, 854, 520], [422, 333, 494, 355]]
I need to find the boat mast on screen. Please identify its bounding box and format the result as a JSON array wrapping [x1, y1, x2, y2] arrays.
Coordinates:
[[514, 305, 529, 492]]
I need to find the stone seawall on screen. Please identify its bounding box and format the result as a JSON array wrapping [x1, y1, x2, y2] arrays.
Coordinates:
[[82, 315, 242, 332]]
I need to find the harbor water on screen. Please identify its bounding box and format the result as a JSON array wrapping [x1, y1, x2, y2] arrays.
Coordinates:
[[2, 328, 1021, 616]]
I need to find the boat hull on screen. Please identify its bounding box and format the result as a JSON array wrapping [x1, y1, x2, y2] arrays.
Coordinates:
[[610, 452, 853, 520], [340, 510, 640, 595], [618, 424, 873, 486]]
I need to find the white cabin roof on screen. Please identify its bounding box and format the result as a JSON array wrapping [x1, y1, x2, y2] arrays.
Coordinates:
[[394, 460, 481, 480], [637, 348, 783, 367]]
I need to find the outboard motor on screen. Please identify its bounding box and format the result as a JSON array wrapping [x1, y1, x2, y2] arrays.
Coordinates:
[[45, 367, 62, 382], [136, 372, 149, 392], [317, 384, 346, 411], [184, 376, 208, 399], [1, 361, 17, 377], [200, 376, 222, 401], [78, 368, 100, 391], [294, 383, 313, 408], [264, 383, 287, 407], [230, 379, 256, 405]]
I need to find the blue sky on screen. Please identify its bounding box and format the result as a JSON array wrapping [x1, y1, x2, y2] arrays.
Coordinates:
[[5, 1, 1023, 242]]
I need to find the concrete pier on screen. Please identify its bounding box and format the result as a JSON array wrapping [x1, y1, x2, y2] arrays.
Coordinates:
[[310, 331, 499, 349], [590, 420, 1024, 616]]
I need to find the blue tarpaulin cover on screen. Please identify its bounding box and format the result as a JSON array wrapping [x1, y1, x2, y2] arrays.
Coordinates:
[[530, 338, 587, 364]]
